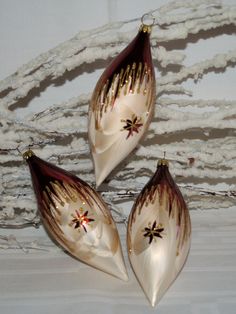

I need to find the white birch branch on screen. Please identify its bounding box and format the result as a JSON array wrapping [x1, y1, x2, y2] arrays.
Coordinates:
[[0, 0, 235, 228]]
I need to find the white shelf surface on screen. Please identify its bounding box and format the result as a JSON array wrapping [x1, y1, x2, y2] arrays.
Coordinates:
[[0, 208, 236, 314]]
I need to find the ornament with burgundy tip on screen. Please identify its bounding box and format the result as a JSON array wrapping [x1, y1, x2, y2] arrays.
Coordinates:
[[88, 17, 156, 186], [127, 158, 191, 306], [23, 149, 128, 281]]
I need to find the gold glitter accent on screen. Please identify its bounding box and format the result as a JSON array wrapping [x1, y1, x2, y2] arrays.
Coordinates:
[[42, 180, 79, 210], [132, 170, 191, 252], [50, 181, 69, 202], [92, 62, 154, 128]]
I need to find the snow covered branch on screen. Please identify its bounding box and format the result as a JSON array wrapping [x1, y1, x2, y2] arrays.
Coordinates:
[[0, 0, 235, 229]]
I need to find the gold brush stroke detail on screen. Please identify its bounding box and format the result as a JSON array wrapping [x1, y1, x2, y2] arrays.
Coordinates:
[[83, 185, 113, 225], [42, 180, 78, 211], [130, 182, 191, 252], [40, 180, 120, 260], [41, 180, 92, 255], [50, 181, 69, 203], [92, 62, 155, 128], [42, 180, 114, 229]]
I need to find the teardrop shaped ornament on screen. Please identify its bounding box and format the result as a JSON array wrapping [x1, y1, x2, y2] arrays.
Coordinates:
[[88, 20, 156, 186], [127, 159, 191, 306], [23, 150, 128, 281]]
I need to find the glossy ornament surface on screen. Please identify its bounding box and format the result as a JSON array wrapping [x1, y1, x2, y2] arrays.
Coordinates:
[[127, 159, 191, 306], [23, 150, 128, 281], [89, 22, 156, 186]]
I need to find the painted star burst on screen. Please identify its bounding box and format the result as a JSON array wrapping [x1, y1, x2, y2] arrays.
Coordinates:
[[70, 208, 94, 232], [143, 221, 164, 244], [122, 115, 143, 139]]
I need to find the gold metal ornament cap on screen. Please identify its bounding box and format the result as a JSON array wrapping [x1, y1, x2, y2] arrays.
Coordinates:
[[139, 24, 152, 33], [23, 149, 35, 160], [158, 158, 169, 167]]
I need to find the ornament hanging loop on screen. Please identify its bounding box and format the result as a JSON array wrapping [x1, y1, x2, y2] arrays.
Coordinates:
[[140, 13, 155, 33]]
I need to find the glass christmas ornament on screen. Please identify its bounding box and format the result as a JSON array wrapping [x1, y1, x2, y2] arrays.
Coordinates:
[[88, 16, 156, 186], [23, 149, 128, 281], [127, 158, 191, 306]]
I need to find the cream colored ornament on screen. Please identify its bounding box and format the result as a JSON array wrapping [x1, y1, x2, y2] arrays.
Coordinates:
[[23, 150, 128, 281], [88, 17, 156, 187], [127, 158, 191, 306]]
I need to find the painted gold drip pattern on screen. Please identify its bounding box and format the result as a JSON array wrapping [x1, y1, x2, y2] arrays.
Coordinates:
[[41, 180, 114, 228], [42, 180, 79, 211], [130, 182, 191, 253], [92, 62, 154, 127]]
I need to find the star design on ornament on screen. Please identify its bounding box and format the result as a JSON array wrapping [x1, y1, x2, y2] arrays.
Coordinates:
[[143, 221, 164, 244], [70, 208, 94, 232], [121, 115, 143, 139]]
